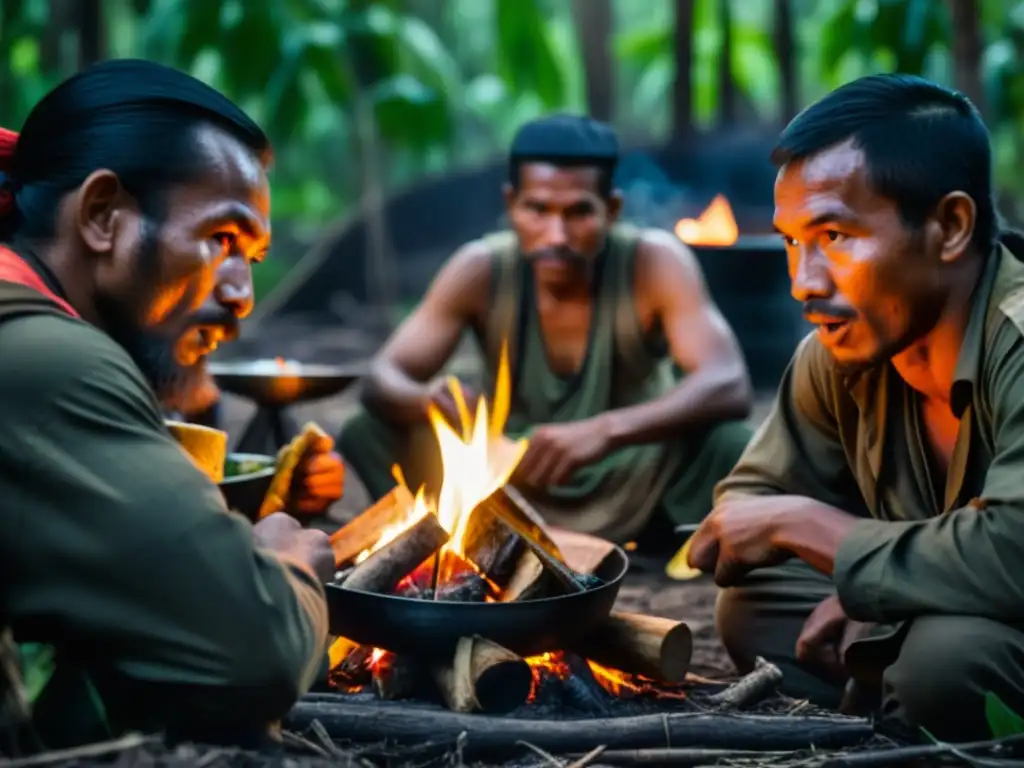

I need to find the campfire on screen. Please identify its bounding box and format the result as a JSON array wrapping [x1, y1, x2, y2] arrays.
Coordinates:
[[324, 345, 693, 715]]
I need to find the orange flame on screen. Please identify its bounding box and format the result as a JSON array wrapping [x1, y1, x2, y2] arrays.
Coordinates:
[[675, 194, 739, 246], [350, 341, 526, 576]]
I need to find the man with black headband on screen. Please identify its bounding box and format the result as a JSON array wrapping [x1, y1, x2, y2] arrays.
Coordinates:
[[338, 114, 753, 548], [684, 74, 1024, 741], [0, 61, 330, 749]]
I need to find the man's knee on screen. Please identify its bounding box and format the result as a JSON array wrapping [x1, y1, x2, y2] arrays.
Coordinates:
[[714, 563, 842, 706], [883, 615, 1024, 741]]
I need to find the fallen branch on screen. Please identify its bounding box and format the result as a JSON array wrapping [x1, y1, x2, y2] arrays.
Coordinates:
[[567, 746, 800, 765], [288, 697, 874, 758], [821, 731, 1024, 766], [705, 656, 783, 710], [0, 732, 157, 767]]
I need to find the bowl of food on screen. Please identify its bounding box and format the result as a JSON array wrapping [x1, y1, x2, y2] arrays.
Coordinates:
[[219, 453, 277, 521]]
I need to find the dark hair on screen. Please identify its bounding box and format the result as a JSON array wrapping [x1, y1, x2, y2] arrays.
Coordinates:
[[771, 73, 995, 256], [0, 58, 271, 242], [508, 114, 619, 198]]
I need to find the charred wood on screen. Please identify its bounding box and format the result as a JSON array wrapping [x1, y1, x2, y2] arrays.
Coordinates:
[[341, 513, 449, 594]]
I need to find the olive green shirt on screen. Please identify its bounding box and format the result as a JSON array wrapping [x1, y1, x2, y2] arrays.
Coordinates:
[[0, 297, 328, 743], [717, 246, 1024, 625]]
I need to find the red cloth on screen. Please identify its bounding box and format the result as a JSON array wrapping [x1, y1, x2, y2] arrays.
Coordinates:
[[0, 245, 80, 318], [0, 127, 18, 219]]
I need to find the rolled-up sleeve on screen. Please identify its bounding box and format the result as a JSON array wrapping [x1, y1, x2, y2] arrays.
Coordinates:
[[0, 315, 327, 725], [834, 326, 1024, 624]]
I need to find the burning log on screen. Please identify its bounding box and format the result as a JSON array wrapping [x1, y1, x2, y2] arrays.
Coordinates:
[[571, 611, 693, 683], [500, 550, 551, 602], [372, 655, 425, 701], [431, 635, 533, 714], [435, 570, 489, 602], [460, 511, 524, 589], [329, 644, 375, 688], [477, 484, 567, 562], [476, 487, 585, 599], [329, 483, 416, 567], [342, 513, 449, 594]]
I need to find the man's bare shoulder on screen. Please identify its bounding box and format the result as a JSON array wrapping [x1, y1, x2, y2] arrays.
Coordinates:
[[427, 238, 496, 316], [633, 227, 704, 280]]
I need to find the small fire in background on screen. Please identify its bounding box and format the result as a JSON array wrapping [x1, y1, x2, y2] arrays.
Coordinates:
[[675, 194, 739, 247]]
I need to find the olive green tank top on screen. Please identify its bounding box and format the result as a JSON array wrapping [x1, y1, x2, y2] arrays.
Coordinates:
[[474, 225, 683, 540]]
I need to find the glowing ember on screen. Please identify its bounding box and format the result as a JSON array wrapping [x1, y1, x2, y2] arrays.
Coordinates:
[[675, 194, 739, 246]]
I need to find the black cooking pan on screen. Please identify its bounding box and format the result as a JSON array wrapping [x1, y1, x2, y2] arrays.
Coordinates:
[[206, 360, 366, 407], [325, 540, 628, 658]]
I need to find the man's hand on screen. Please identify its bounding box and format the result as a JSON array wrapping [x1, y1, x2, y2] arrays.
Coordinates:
[[289, 434, 344, 517], [426, 377, 479, 432], [795, 594, 868, 685], [253, 512, 334, 583], [688, 495, 860, 585], [687, 495, 808, 586], [514, 418, 613, 490]]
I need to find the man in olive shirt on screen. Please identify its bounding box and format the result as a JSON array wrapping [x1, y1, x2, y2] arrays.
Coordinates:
[[687, 74, 1024, 741], [0, 61, 330, 749]]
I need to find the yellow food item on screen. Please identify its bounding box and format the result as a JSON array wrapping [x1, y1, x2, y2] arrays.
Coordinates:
[[165, 420, 228, 483], [258, 422, 330, 519], [665, 535, 704, 580]]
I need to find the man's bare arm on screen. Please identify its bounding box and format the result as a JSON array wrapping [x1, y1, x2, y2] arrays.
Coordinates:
[[360, 241, 491, 425], [602, 231, 753, 449]]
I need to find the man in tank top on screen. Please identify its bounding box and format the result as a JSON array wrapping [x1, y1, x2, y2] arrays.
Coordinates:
[[338, 115, 753, 552]]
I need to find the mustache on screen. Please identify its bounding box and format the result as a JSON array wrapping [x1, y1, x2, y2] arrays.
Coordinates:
[[186, 306, 241, 342], [802, 299, 857, 321], [523, 247, 587, 265]]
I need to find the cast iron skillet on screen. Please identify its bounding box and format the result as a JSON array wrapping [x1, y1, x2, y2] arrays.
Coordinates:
[[325, 537, 628, 658], [206, 360, 366, 407]]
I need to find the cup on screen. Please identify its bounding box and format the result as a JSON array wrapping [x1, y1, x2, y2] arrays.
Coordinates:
[[165, 420, 228, 483]]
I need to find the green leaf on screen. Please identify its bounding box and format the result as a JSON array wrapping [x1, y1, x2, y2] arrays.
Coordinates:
[[494, 0, 566, 110], [372, 74, 449, 149], [986, 692, 1024, 738], [19, 643, 55, 704]]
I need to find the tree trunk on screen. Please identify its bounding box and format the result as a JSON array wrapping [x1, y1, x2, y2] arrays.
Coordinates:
[[671, 0, 695, 138], [77, 0, 104, 68], [571, 0, 614, 123], [773, 0, 797, 123], [946, 0, 986, 116], [717, 0, 736, 128]]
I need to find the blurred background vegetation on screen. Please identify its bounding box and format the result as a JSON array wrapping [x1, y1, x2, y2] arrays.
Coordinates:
[[0, 0, 1018, 298]]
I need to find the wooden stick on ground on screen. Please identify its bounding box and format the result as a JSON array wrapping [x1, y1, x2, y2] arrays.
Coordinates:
[[329, 483, 415, 567], [705, 656, 783, 710], [341, 512, 449, 594], [430, 635, 533, 714], [288, 701, 875, 757], [571, 610, 693, 683]]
